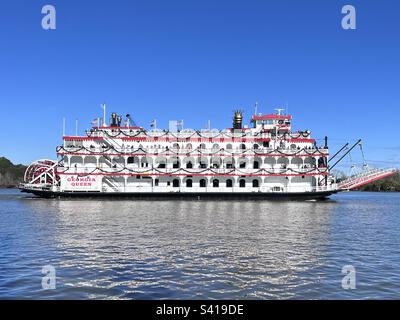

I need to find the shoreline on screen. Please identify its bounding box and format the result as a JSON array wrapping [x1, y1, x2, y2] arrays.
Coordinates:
[[0, 185, 19, 189]]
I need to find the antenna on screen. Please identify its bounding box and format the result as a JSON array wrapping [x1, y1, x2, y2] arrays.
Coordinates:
[[254, 101, 258, 115], [75, 119, 78, 136], [62, 117, 66, 136]]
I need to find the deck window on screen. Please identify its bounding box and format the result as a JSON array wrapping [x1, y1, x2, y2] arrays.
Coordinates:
[[173, 179, 180, 188]]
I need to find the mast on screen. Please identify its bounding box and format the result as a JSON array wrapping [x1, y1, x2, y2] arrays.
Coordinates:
[[101, 103, 107, 126]]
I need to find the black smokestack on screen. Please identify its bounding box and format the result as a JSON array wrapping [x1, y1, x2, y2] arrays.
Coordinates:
[[233, 111, 243, 129], [111, 112, 117, 127]]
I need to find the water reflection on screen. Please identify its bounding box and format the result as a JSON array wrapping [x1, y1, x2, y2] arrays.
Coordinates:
[[17, 197, 336, 299], [4, 191, 399, 299]]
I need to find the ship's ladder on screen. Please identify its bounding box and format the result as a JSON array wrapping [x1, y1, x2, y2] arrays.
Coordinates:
[[103, 135, 123, 149], [337, 167, 398, 190], [102, 176, 121, 192], [328, 140, 398, 191]]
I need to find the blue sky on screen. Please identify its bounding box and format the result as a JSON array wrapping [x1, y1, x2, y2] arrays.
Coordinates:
[[0, 0, 399, 172]]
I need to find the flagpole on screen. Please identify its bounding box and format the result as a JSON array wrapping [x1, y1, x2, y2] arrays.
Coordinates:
[[75, 119, 78, 136], [62, 117, 66, 136], [102, 103, 107, 126]]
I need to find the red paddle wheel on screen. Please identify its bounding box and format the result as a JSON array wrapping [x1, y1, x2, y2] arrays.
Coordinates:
[[24, 159, 60, 186]]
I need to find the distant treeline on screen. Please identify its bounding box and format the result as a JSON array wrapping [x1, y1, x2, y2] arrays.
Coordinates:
[[355, 172, 400, 192], [0, 157, 27, 188]]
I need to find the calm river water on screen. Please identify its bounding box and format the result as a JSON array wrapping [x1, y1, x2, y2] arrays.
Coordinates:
[[0, 189, 399, 299]]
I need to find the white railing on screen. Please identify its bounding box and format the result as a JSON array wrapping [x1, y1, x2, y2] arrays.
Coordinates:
[[61, 146, 328, 155], [59, 165, 327, 175]]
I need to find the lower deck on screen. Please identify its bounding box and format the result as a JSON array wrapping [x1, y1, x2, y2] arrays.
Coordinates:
[[59, 174, 328, 193], [19, 187, 338, 201]]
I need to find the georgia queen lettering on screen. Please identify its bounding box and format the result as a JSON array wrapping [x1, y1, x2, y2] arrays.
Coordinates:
[[67, 176, 96, 187]]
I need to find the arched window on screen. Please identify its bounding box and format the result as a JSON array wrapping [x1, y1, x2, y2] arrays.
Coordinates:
[[127, 156, 140, 166], [239, 179, 246, 188], [141, 157, 150, 167], [173, 179, 180, 188], [199, 143, 206, 149], [200, 179, 206, 188], [225, 158, 234, 169], [252, 179, 259, 188], [211, 158, 221, 168], [158, 161, 166, 168], [186, 179, 192, 188], [240, 143, 246, 150], [186, 161, 193, 169], [226, 179, 233, 188], [172, 158, 180, 169], [213, 179, 219, 188], [212, 143, 220, 150], [253, 161, 259, 169], [226, 144, 233, 150], [199, 157, 207, 168], [253, 144, 259, 150]]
